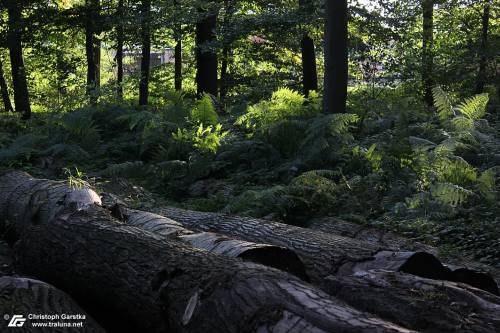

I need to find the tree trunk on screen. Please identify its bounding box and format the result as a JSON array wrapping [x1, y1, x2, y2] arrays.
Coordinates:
[[111, 205, 308, 280], [6, 0, 31, 120], [85, 0, 100, 105], [0, 172, 413, 333], [0, 59, 14, 113], [174, 0, 182, 91], [139, 0, 151, 106], [196, 12, 218, 98], [142, 207, 456, 289], [116, 0, 124, 99], [308, 217, 499, 295], [323, 0, 348, 113], [299, 0, 318, 97], [220, 46, 230, 100], [175, 40, 182, 91], [422, 0, 434, 106], [325, 270, 500, 333], [475, 0, 490, 94], [0, 276, 105, 332]]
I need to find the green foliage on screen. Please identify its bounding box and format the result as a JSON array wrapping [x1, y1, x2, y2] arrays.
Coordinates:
[[173, 123, 228, 154], [190, 94, 218, 126], [235, 88, 319, 130]]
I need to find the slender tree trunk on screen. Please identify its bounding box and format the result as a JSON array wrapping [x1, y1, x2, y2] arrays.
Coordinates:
[[0, 59, 14, 113], [299, 0, 318, 97], [6, 1, 31, 120], [323, 0, 348, 113], [196, 12, 218, 97], [174, 0, 182, 91], [85, 0, 100, 105], [475, 0, 490, 94], [116, 0, 124, 99], [422, 0, 434, 106], [220, 46, 229, 99], [139, 0, 151, 106]]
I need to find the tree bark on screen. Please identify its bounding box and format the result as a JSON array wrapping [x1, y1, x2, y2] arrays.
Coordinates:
[[116, 0, 124, 99], [299, 0, 318, 97], [0, 276, 105, 332], [6, 0, 31, 120], [325, 270, 500, 333], [111, 205, 309, 280], [0, 59, 14, 113], [422, 0, 434, 106], [0, 172, 414, 333], [196, 12, 218, 98], [139, 0, 151, 106], [85, 0, 100, 105], [323, 0, 348, 113], [308, 217, 499, 295], [144, 207, 455, 289], [475, 0, 490, 94]]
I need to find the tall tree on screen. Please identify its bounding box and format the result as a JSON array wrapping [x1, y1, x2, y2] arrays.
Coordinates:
[[116, 0, 124, 99], [422, 0, 434, 106], [196, 10, 218, 97], [6, 0, 31, 120], [475, 0, 490, 94], [174, 0, 182, 91], [219, 0, 234, 100], [139, 0, 151, 106], [0, 58, 14, 113], [299, 0, 318, 97], [323, 0, 348, 114], [85, 0, 101, 104]]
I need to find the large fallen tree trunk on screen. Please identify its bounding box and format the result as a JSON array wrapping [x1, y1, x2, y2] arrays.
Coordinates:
[[141, 206, 497, 294], [324, 270, 500, 333], [0, 171, 414, 333], [111, 205, 308, 280], [307, 217, 499, 295], [0, 276, 105, 332]]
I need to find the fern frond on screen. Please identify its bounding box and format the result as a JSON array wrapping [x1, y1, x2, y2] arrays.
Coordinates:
[[432, 86, 454, 120], [456, 93, 489, 120], [431, 182, 473, 206]]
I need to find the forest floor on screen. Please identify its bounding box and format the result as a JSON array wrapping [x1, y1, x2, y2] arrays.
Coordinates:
[[1, 87, 499, 278]]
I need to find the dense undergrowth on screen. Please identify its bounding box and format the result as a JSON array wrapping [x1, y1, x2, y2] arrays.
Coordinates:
[[0, 86, 499, 266]]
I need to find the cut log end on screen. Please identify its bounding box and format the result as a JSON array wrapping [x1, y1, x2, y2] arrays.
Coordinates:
[[238, 247, 310, 282]]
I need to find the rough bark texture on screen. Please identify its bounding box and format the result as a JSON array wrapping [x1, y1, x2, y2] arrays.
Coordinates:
[[0, 173, 414, 333], [323, 0, 348, 113], [174, 0, 182, 91], [308, 217, 499, 295], [111, 205, 308, 280], [475, 0, 490, 94], [0, 276, 105, 332], [6, 0, 31, 120], [325, 270, 500, 333], [422, 0, 434, 106], [145, 207, 455, 289], [196, 13, 218, 97], [0, 59, 14, 113], [139, 0, 151, 106]]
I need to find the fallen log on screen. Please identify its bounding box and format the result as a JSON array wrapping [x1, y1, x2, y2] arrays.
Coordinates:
[[111, 205, 308, 280], [324, 270, 500, 333], [308, 217, 499, 295], [0, 172, 414, 333], [0, 276, 105, 332], [141, 206, 469, 289]]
